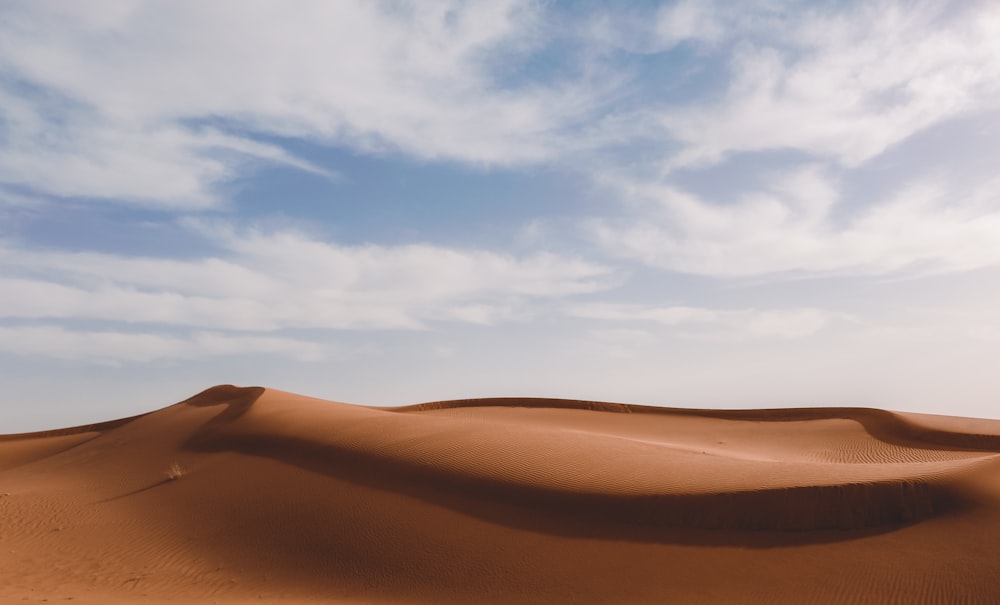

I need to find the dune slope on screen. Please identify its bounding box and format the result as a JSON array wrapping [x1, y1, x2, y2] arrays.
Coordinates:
[[2, 385, 1000, 604]]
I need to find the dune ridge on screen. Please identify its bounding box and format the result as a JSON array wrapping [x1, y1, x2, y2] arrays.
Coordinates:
[[403, 396, 1000, 452], [3, 384, 1000, 604], [185, 388, 969, 532]]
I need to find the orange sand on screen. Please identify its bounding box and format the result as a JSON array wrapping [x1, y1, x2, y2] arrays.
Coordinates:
[[2, 385, 1000, 603]]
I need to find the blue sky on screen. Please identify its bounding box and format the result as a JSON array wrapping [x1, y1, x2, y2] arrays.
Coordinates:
[[3, 0, 1000, 430]]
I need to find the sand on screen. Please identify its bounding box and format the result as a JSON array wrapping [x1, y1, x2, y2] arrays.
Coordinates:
[[2, 385, 1000, 604]]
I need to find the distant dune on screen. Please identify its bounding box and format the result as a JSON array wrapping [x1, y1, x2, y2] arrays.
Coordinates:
[[3, 385, 1000, 604]]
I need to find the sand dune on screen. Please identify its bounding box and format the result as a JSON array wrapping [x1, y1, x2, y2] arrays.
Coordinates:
[[3, 385, 1000, 603]]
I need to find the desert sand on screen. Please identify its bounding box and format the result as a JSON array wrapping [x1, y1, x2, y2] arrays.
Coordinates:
[[2, 385, 1000, 604]]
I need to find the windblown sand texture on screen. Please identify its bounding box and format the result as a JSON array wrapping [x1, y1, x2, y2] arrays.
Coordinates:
[[3, 385, 1000, 603]]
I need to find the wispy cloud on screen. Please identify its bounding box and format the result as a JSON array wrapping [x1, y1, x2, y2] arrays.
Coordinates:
[[0, 114, 336, 209], [0, 223, 614, 333], [0, 325, 327, 364], [656, 1, 1000, 168], [588, 165, 1000, 277], [3, 1, 998, 210], [569, 302, 843, 339], [0, 1, 599, 208]]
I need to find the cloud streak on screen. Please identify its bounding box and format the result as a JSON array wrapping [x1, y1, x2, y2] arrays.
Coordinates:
[[0, 325, 327, 364], [0, 224, 614, 332], [570, 302, 843, 339], [589, 166, 1000, 277]]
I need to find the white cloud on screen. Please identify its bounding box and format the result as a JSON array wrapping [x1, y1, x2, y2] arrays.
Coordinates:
[[0, 325, 327, 364], [655, 0, 724, 46], [0, 79, 339, 209], [0, 0, 603, 207], [658, 1, 1000, 168], [570, 302, 840, 339], [2, 1, 997, 211], [589, 165, 1000, 277], [0, 225, 614, 332]]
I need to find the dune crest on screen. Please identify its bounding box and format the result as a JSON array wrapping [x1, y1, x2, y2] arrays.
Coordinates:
[[3, 385, 1000, 604]]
